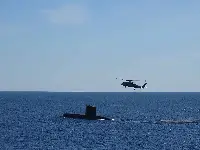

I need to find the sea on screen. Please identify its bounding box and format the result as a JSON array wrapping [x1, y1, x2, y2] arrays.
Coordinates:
[[0, 92, 200, 150]]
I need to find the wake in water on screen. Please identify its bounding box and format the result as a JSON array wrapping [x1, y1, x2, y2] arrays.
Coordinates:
[[117, 118, 200, 124], [157, 119, 200, 124]]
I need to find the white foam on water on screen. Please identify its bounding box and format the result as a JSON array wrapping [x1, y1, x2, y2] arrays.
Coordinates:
[[98, 118, 115, 121]]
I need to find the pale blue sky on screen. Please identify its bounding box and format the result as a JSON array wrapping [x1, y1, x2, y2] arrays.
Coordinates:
[[0, 0, 200, 92]]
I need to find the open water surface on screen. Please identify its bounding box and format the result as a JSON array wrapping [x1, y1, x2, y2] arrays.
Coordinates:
[[0, 92, 200, 149]]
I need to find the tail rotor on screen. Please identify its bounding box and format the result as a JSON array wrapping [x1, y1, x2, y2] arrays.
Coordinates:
[[144, 80, 147, 88]]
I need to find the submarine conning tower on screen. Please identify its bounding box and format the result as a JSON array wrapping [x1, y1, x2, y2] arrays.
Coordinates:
[[85, 105, 96, 119]]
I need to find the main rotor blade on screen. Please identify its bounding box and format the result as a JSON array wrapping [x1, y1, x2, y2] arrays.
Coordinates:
[[116, 77, 123, 80]]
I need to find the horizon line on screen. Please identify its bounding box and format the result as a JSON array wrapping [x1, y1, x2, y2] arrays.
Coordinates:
[[0, 91, 199, 93]]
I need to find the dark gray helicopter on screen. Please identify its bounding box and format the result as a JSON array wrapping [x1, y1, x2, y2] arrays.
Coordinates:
[[116, 78, 147, 90]]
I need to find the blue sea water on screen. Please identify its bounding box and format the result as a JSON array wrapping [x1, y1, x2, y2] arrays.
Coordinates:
[[0, 92, 200, 150]]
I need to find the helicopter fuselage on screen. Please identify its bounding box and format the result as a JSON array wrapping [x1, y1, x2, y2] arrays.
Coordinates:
[[121, 82, 147, 90], [121, 82, 140, 88]]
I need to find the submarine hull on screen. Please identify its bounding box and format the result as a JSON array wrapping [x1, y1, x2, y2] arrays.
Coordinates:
[[63, 113, 111, 120], [62, 105, 112, 120]]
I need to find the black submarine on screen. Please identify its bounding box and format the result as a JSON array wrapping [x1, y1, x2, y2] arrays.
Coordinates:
[[63, 105, 113, 120]]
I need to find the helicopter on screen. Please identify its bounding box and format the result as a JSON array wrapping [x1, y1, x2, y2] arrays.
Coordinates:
[[116, 78, 147, 90]]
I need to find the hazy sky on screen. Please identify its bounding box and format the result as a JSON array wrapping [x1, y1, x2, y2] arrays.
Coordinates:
[[0, 0, 200, 92]]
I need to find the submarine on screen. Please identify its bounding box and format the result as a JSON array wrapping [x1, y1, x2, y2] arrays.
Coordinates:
[[63, 105, 113, 120]]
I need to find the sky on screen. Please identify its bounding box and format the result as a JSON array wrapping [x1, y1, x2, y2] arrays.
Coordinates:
[[0, 0, 200, 92]]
